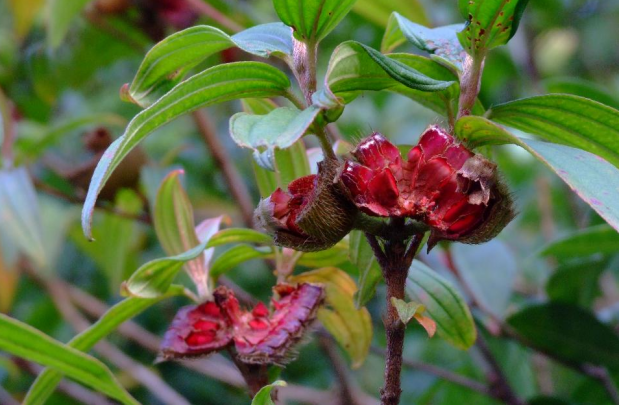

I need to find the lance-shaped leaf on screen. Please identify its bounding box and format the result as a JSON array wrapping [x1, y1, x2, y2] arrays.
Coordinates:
[[0, 314, 138, 405], [229, 106, 321, 170], [539, 225, 618, 260], [455, 116, 619, 231], [272, 0, 356, 42], [0, 167, 46, 268], [127, 24, 293, 106], [24, 286, 187, 405], [487, 95, 619, 166], [457, 0, 530, 56], [406, 260, 476, 350], [81, 62, 291, 239], [290, 267, 373, 368], [323, 41, 464, 115], [123, 229, 273, 298], [210, 244, 273, 279], [382, 12, 466, 71]]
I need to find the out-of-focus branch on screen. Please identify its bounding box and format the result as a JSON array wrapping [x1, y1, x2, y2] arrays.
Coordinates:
[[184, 0, 243, 33], [0, 87, 16, 168], [0, 384, 20, 405], [370, 346, 490, 397], [318, 335, 357, 405], [192, 110, 255, 228]]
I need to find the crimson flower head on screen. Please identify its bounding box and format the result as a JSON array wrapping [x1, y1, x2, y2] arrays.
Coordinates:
[[341, 126, 514, 248], [255, 159, 356, 251], [159, 283, 324, 365]]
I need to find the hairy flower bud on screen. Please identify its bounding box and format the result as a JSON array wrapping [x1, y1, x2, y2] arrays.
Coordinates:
[[159, 283, 324, 365], [340, 126, 515, 249], [255, 159, 356, 252]]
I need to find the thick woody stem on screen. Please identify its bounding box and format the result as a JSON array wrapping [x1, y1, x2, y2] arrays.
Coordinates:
[[367, 220, 423, 405]]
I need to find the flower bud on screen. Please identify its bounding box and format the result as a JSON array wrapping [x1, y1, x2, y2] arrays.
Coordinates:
[[340, 126, 515, 249], [159, 283, 324, 365], [255, 159, 356, 252]]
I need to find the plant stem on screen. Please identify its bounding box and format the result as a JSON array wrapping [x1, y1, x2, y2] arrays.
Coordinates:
[[367, 221, 423, 405], [315, 125, 338, 161], [0, 87, 15, 169], [292, 38, 318, 106], [457, 54, 485, 119]]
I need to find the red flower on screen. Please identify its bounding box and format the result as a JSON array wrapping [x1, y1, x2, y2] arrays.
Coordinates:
[[159, 283, 324, 365], [255, 159, 356, 251], [341, 126, 514, 246]]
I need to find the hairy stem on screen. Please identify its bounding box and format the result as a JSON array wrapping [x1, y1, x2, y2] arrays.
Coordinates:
[[457, 54, 485, 119], [368, 221, 423, 405], [292, 38, 318, 106]]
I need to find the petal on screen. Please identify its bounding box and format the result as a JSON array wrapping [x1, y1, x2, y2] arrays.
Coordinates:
[[353, 132, 401, 170], [341, 161, 374, 197], [288, 174, 317, 196], [368, 168, 400, 211], [443, 144, 473, 170], [418, 126, 451, 157]]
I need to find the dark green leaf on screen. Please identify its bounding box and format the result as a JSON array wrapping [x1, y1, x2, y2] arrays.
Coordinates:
[[127, 24, 293, 105], [348, 230, 382, 308], [23, 286, 187, 405], [406, 260, 476, 349], [81, 61, 291, 239], [546, 258, 608, 308], [455, 116, 619, 231], [457, 0, 530, 55], [487, 95, 619, 166], [540, 225, 618, 260], [507, 302, 618, 370], [0, 314, 138, 405], [272, 0, 356, 42]]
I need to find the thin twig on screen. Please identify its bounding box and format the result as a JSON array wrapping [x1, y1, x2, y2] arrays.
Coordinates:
[[191, 110, 255, 228], [370, 346, 490, 397], [318, 335, 358, 405], [184, 0, 243, 33], [0, 87, 15, 168], [475, 334, 524, 405]]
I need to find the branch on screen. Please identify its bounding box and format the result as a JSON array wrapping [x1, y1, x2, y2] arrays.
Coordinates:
[[184, 0, 243, 33], [0, 87, 15, 168], [370, 346, 490, 396], [318, 335, 358, 405], [191, 110, 255, 228]]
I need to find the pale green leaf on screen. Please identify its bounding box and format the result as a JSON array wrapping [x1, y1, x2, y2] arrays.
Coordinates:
[[353, 0, 428, 28], [46, 0, 90, 48], [455, 116, 619, 231], [251, 380, 287, 405], [0, 314, 138, 405], [406, 260, 476, 349], [487, 94, 619, 166], [390, 297, 424, 325], [348, 230, 382, 309], [210, 244, 273, 279], [272, 0, 356, 42], [81, 61, 291, 239]]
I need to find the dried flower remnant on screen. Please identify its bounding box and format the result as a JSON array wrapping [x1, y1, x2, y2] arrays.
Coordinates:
[[341, 126, 514, 249], [159, 283, 324, 365]]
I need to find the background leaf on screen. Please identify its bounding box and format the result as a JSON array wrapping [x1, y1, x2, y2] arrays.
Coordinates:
[[406, 260, 476, 349], [81, 61, 291, 239], [0, 314, 138, 405], [251, 380, 286, 405], [507, 303, 618, 370], [539, 225, 618, 260], [348, 230, 382, 308], [46, 0, 90, 49], [455, 116, 619, 231], [353, 0, 429, 28], [290, 267, 372, 368], [487, 95, 619, 166]]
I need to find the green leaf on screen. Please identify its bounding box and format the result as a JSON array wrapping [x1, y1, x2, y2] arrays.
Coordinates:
[[46, 0, 90, 48], [0, 314, 138, 405], [297, 239, 349, 268], [251, 380, 287, 405], [543, 77, 618, 109], [455, 116, 619, 231], [272, 0, 356, 42], [450, 240, 518, 318], [210, 244, 273, 279], [81, 61, 291, 239], [487, 95, 619, 166], [382, 13, 466, 71], [507, 303, 618, 370], [127, 24, 293, 106], [391, 297, 424, 325], [24, 286, 187, 405], [229, 106, 321, 170], [457, 0, 530, 56], [353, 0, 429, 28], [545, 258, 609, 308], [7, 0, 45, 39], [348, 230, 382, 309], [123, 228, 272, 297], [291, 267, 373, 368], [539, 225, 618, 260], [406, 260, 476, 349], [324, 41, 463, 115], [0, 167, 46, 268]]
